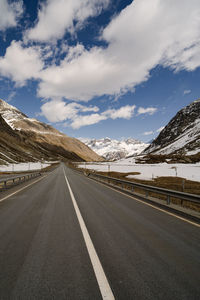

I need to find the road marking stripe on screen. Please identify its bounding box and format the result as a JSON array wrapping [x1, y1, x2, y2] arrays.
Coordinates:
[[0, 174, 48, 203], [86, 176, 200, 228], [63, 169, 115, 300]]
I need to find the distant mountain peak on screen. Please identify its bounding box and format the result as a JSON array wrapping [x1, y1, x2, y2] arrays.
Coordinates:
[[0, 99, 20, 111], [193, 98, 200, 103], [79, 137, 149, 160], [0, 98, 102, 163], [144, 99, 200, 156]]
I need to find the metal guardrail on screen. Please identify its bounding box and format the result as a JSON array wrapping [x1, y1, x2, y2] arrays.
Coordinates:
[[87, 172, 200, 206], [0, 172, 41, 191]]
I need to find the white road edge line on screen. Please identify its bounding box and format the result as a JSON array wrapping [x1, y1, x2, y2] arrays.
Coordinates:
[[63, 168, 115, 300], [0, 174, 49, 203], [87, 176, 200, 228]]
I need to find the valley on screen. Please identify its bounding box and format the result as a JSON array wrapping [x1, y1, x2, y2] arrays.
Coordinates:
[[1, 1, 200, 299]]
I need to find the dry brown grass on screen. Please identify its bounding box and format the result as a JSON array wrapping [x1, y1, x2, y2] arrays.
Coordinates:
[[136, 153, 200, 164], [72, 164, 200, 212]]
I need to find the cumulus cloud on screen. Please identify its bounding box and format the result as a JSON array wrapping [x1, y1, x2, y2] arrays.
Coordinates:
[[71, 113, 107, 129], [0, 41, 43, 86], [103, 105, 136, 120], [40, 100, 99, 123], [71, 105, 135, 129], [36, 0, 200, 101], [27, 0, 110, 42], [38, 45, 120, 101], [0, 0, 23, 31], [71, 104, 135, 128], [1, 0, 200, 121], [40, 100, 135, 128], [137, 107, 157, 115]]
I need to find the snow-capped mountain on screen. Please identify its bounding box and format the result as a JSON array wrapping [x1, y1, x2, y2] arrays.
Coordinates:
[[0, 99, 102, 164], [79, 137, 149, 160], [144, 99, 200, 156], [0, 99, 63, 135]]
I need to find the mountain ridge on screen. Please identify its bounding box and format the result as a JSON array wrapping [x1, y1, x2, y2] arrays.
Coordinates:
[[0, 99, 102, 164], [143, 99, 200, 160], [79, 137, 149, 161]]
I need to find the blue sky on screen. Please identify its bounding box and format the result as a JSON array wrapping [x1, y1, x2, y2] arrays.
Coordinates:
[[0, 0, 200, 142]]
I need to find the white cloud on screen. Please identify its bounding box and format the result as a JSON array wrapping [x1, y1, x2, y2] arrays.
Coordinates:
[[40, 100, 99, 123], [71, 105, 135, 129], [40, 100, 136, 128], [143, 131, 154, 136], [1, 0, 200, 115], [36, 0, 200, 102], [38, 45, 120, 101], [137, 107, 157, 115], [156, 126, 165, 133], [71, 113, 107, 129], [183, 89, 191, 95], [0, 0, 23, 31], [0, 41, 44, 86], [104, 105, 136, 120], [71, 104, 136, 128], [27, 0, 110, 42]]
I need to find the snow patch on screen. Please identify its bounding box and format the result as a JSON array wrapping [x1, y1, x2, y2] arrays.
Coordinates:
[[0, 162, 52, 172], [78, 159, 200, 182], [155, 119, 200, 155], [79, 137, 149, 160]]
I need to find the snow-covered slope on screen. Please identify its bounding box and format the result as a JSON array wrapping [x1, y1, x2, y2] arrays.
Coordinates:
[[0, 99, 102, 163], [144, 99, 200, 156], [0, 99, 63, 135], [78, 159, 200, 182], [79, 137, 149, 160]]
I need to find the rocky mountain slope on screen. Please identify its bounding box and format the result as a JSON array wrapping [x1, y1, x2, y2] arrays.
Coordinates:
[[144, 99, 200, 158], [79, 137, 148, 160], [0, 99, 102, 164]]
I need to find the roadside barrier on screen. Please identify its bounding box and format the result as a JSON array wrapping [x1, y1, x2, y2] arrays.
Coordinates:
[[0, 172, 41, 191], [87, 172, 200, 206]]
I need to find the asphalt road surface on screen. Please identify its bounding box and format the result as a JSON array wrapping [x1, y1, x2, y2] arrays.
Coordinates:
[[0, 163, 199, 299]]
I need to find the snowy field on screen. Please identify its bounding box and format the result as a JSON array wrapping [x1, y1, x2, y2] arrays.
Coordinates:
[[0, 162, 52, 172], [78, 158, 200, 182]]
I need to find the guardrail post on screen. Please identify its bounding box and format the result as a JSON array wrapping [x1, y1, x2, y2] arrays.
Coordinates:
[[82, 169, 200, 209], [182, 179, 185, 192]]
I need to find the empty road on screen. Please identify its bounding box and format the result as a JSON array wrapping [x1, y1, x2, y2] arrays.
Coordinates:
[[0, 164, 199, 299]]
